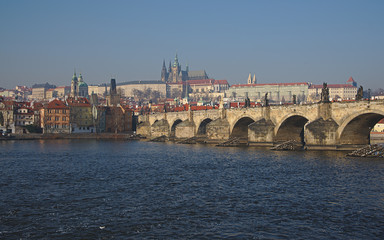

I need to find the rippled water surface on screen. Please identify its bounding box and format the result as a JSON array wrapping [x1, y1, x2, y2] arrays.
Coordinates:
[[1, 140, 384, 239]]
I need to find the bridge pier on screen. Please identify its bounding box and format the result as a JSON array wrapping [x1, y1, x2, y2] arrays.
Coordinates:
[[137, 121, 151, 137], [206, 118, 230, 140], [150, 119, 170, 138], [248, 118, 275, 143], [304, 118, 339, 146], [175, 120, 195, 138]]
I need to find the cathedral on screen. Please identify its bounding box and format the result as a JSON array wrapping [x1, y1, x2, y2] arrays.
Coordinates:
[[70, 71, 88, 98], [161, 54, 209, 83]]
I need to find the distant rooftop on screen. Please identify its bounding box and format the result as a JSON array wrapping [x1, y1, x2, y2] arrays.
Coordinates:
[[117, 80, 164, 86]]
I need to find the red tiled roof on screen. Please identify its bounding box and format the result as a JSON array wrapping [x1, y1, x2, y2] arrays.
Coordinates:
[[231, 82, 309, 88], [309, 84, 357, 89], [213, 80, 229, 85], [347, 77, 355, 83], [55, 86, 71, 89], [187, 79, 215, 85], [46, 99, 68, 109], [66, 97, 91, 107]]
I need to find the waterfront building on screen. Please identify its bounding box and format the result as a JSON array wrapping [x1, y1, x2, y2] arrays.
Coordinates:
[[308, 77, 358, 102], [42, 99, 70, 133], [104, 105, 133, 133], [14, 102, 34, 127], [0, 98, 15, 133], [66, 97, 94, 133]]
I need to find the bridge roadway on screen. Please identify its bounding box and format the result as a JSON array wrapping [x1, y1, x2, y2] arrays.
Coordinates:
[[137, 100, 384, 148]]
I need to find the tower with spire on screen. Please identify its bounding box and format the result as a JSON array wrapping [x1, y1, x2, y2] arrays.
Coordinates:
[[71, 70, 78, 97], [247, 73, 257, 84], [161, 60, 168, 82], [171, 54, 181, 83], [70, 71, 88, 98]]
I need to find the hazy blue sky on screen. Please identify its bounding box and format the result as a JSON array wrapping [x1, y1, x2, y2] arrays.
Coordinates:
[[1, 0, 383, 89]]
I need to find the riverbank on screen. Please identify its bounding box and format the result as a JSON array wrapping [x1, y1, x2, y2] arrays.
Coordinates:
[[0, 132, 144, 141]]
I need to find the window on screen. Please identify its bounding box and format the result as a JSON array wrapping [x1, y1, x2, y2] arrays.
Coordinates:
[[55, 117, 59, 121], [62, 117, 66, 121]]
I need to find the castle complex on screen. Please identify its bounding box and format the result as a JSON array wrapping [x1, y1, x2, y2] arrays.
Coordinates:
[[161, 54, 209, 83]]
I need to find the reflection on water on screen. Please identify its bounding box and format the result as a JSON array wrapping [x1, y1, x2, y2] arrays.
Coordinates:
[[1, 140, 384, 239]]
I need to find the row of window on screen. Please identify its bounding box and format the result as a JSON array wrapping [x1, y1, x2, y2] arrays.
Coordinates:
[[48, 109, 67, 114], [46, 124, 68, 129], [47, 117, 67, 121]]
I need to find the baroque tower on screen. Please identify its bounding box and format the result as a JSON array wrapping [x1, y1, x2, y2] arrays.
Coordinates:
[[71, 70, 78, 97]]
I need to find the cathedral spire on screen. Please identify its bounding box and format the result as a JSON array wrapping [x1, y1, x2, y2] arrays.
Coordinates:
[[161, 59, 168, 82], [252, 74, 257, 84], [247, 73, 252, 84], [173, 53, 179, 67]]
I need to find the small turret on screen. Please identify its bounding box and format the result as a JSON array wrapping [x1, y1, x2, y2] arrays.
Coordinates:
[[252, 74, 257, 84], [247, 73, 252, 84]]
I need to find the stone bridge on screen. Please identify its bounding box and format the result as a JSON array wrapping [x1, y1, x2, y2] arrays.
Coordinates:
[[137, 100, 384, 148]]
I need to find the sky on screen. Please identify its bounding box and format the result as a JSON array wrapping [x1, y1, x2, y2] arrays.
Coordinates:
[[1, 0, 383, 90]]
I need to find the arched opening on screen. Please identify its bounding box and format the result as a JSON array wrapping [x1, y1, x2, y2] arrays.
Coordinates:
[[339, 113, 384, 145], [231, 117, 255, 139], [170, 119, 182, 137], [275, 115, 309, 144], [197, 118, 212, 136]]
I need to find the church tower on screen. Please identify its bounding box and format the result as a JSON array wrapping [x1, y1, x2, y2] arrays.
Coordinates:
[[252, 74, 257, 84], [71, 70, 78, 97], [171, 54, 181, 83], [161, 60, 168, 82]]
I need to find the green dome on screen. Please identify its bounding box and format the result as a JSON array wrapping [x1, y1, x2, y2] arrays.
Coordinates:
[[78, 82, 88, 87]]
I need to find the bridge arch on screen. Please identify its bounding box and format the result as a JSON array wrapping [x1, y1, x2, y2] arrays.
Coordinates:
[[338, 110, 384, 145], [275, 114, 309, 143], [170, 119, 183, 137], [230, 116, 256, 138], [197, 118, 213, 136]]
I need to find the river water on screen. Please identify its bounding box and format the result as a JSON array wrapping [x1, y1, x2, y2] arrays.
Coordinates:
[[0, 140, 383, 239]]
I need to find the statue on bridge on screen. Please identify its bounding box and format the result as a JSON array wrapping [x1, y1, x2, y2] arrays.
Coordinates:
[[292, 94, 297, 104], [320, 82, 330, 103], [244, 96, 251, 108], [264, 93, 269, 106], [356, 85, 363, 101]]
